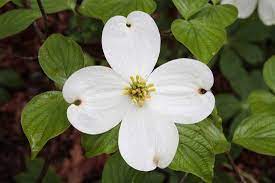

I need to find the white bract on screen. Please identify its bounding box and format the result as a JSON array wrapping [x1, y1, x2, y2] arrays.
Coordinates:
[[62, 11, 215, 171], [221, 0, 275, 26]]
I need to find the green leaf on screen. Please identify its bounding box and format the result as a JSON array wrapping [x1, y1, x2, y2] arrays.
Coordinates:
[[39, 34, 85, 86], [81, 124, 119, 158], [84, 53, 96, 67], [172, 19, 226, 63], [32, 0, 76, 14], [79, 0, 157, 22], [229, 144, 243, 160], [194, 4, 238, 28], [229, 109, 249, 139], [172, 0, 208, 20], [0, 0, 10, 8], [233, 113, 275, 156], [15, 159, 61, 183], [211, 0, 220, 5], [248, 90, 275, 115], [0, 9, 40, 39], [183, 174, 203, 183], [198, 119, 230, 154], [11, 0, 76, 14], [31, 0, 76, 14], [263, 56, 275, 93], [102, 152, 138, 183], [21, 91, 70, 158], [102, 152, 164, 183], [0, 69, 23, 88], [67, 15, 103, 44], [216, 94, 241, 121], [213, 169, 236, 183], [134, 172, 165, 183], [169, 124, 214, 183], [219, 48, 251, 99], [0, 87, 10, 102], [249, 70, 268, 91], [210, 107, 223, 131], [236, 18, 270, 42], [232, 42, 264, 65]]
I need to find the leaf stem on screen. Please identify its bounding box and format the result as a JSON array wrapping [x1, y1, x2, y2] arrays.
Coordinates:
[[33, 22, 46, 41], [160, 29, 172, 37], [23, 0, 45, 41], [35, 140, 54, 183], [36, 155, 51, 183], [225, 152, 247, 183], [37, 0, 48, 36], [179, 173, 188, 183], [13, 53, 38, 60]]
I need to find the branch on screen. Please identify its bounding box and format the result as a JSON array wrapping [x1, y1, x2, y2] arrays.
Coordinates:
[[35, 140, 54, 183], [33, 22, 46, 41], [13, 54, 38, 60], [160, 29, 172, 37], [36, 0, 48, 36], [225, 152, 247, 183], [36, 156, 51, 183], [179, 173, 188, 183], [23, 0, 45, 41]]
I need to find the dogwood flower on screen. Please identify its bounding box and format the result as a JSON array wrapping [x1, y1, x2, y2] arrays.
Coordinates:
[[221, 0, 275, 26], [62, 11, 215, 171]]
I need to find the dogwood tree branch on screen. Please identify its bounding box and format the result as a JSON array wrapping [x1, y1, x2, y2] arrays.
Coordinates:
[[226, 152, 247, 183], [23, 0, 45, 41], [179, 173, 188, 183], [35, 140, 55, 183], [160, 29, 172, 37], [37, 0, 48, 36], [33, 22, 46, 41], [13, 53, 38, 60], [36, 155, 51, 183]]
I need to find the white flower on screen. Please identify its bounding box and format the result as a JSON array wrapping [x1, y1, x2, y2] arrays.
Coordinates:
[[221, 0, 275, 26], [62, 11, 215, 171]]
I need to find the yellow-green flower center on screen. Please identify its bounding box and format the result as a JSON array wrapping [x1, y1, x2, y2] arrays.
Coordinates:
[[123, 75, 156, 107]]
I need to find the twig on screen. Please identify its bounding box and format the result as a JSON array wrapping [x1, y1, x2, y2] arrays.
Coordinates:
[[22, 0, 30, 7], [35, 141, 54, 183], [23, 0, 45, 41], [179, 173, 188, 183], [239, 171, 258, 183], [33, 22, 45, 41], [13, 54, 38, 60], [156, 168, 171, 182], [226, 152, 247, 183], [82, 43, 106, 59], [36, 155, 51, 183], [160, 29, 172, 37], [36, 0, 48, 36], [223, 164, 257, 183]]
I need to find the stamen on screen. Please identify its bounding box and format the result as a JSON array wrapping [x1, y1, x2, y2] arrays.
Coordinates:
[[148, 88, 156, 92], [123, 75, 156, 107], [147, 83, 154, 88]]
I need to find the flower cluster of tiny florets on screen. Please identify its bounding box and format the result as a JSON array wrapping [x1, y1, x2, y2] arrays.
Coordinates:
[[123, 75, 156, 107]]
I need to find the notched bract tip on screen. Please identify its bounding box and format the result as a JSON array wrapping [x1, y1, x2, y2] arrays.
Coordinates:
[[153, 155, 160, 166], [73, 99, 82, 106], [198, 88, 207, 95], [126, 22, 131, 28]]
